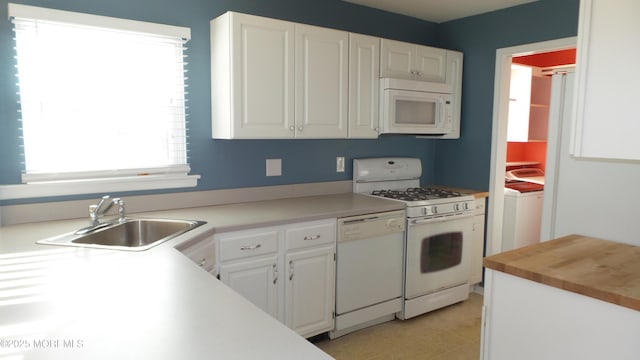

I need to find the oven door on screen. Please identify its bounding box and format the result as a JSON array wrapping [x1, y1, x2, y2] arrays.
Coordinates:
[[405, 213, 473, 299]]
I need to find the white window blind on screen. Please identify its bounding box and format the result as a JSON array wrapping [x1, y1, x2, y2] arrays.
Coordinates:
[[6, 4, 198, 198]]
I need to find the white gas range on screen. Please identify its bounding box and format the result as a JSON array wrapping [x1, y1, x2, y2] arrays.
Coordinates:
[[353, 157, 474, 319]]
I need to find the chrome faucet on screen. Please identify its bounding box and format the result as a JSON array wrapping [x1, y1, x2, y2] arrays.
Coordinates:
[[89, 195, 126, 226]]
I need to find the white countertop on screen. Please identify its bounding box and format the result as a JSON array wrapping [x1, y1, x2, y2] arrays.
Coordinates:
[[0, 193, 404, 359]]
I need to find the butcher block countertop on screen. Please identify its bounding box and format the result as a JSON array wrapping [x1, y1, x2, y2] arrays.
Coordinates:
[[484, 234, 640, 311], [429, 185, 489, 199]]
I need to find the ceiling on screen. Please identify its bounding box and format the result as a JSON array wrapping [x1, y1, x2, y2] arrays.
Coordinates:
[[513, 49, 576, 68], [342, 0, 538, 23]]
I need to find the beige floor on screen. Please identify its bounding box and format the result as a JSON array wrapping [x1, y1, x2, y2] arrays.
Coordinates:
[[313, 293, 483, 360]]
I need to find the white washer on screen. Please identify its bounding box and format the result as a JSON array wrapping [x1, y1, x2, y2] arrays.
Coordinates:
[[505, 168, 545, 185], [502, 181, 544, 252]]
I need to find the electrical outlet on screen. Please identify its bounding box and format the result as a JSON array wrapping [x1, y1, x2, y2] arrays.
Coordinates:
[[336, 156, 345, 173], [266, 159, 282, 176]]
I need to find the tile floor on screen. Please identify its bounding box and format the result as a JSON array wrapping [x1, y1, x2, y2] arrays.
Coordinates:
[[313, 293, 483, 360]]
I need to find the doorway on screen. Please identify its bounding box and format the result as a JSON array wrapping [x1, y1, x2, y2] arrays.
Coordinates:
[[486, 37, 576, 257]]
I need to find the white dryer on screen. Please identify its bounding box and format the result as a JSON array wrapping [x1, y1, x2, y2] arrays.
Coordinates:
[[502, 169, 545, 252]]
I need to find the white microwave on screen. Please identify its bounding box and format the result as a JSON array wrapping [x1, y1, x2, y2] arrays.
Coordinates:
[[380, 78, 453, 135]]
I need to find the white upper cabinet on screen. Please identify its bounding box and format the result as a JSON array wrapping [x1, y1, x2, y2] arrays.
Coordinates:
[[295, 24, 348, 138], [572, 0, 640, 159], [348, 33, 380, 138], [210, 12, 462, 140], [211, 12, 295, 139], [211, 12, 347, 139], [440, 50, 463, 139], [380, 38, 447, 82]]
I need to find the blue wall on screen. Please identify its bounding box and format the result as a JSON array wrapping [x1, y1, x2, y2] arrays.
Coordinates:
[[433, 0, 580, 190], [0, 0, 440, 204], [0, 0, 581, 204]]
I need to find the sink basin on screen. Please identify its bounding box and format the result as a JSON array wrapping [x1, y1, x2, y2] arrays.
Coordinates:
[[38, 218, 207, 251]]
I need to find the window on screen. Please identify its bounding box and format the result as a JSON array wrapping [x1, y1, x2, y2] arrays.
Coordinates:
[[3, 4, 198, 199]]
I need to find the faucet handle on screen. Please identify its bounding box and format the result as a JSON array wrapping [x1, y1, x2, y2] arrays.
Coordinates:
[[96, 195, 111, 207], [113, 198, 126, 222]]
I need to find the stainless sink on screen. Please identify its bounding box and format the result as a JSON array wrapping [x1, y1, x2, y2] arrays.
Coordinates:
[[37, 218, 207, 251]]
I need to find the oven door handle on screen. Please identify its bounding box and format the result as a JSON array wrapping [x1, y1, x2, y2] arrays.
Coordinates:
[[409, 212, 473, 225]]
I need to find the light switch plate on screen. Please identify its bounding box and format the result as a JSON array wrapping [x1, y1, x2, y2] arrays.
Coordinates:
[[336, 156, 345, 173], [266, 159, 282, 176]]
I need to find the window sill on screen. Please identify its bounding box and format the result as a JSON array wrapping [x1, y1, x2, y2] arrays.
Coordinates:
[[0, 174, 200, 201]]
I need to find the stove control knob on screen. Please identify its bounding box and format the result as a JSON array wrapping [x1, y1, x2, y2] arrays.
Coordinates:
[[431, 206, 438, 214], [463, 202, 470, 210], [454, 203, 460, 211]]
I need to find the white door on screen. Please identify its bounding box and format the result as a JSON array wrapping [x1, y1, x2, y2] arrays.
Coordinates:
[[285, 245, 335, 338], [295, 24, 348, 138], [348, 33, 380, 138], [219, 255, 280, 320], [380, 39, 414, 79], [231, 13, 295, 138], [413, 45, 447, 83]]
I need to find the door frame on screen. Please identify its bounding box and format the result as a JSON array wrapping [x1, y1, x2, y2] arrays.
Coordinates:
[[486, 37, 576, 257]]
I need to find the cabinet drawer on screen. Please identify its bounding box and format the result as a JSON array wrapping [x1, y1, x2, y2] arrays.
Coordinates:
[[286, 219, 336, 251], [218, 229, 279, 262]]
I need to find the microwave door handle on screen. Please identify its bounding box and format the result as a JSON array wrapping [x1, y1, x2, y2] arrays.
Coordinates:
[[437, 97, 444, 127]]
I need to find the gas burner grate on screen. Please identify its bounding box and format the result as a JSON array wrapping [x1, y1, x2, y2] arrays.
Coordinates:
[[371, 187, 464, 201], [408, 187, 464, 198], [371, 190, 423, 201]]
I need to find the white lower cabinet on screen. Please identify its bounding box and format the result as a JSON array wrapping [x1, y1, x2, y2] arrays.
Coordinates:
[[219, 255, 280, 319], [470, 197, 486, 285], [216, 219, 336, 338], [482, 269, 640, 360], [285, 245, 335, 337]]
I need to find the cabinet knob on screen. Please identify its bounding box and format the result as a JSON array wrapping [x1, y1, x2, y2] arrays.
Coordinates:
[[298, 126, 303, 132], [289, 126, 295, 131]]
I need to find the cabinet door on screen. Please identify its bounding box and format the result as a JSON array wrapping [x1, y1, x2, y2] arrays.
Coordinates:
[[380, 39, 414, 79], [439, 50, 463, 139], [230, 13, 295, 138], [285, 245, 335, 338], [572, 0, 640, 159], [471, 213, 485, 285], [295, 24, 348, 138], [413, 45, 447, 83], [219, 255, 280, 321], [348, 33, 380, 138]]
